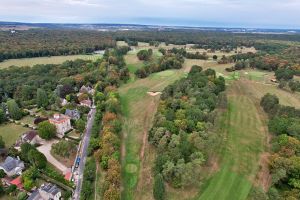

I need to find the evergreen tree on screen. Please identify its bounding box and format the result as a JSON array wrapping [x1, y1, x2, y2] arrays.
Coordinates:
[[37, 88, 49, 108], [0, 109, 5, 124], [153, 173, 165, 200], [7, 99, 22, 120]]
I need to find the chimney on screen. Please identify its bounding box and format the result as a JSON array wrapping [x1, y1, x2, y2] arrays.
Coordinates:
[[54, 114, 60, 119]]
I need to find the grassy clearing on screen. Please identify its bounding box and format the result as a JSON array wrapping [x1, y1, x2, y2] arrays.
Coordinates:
[[238, 79, 300, 108], [117, 41, 129, 46], [19, 115, 35, 125], [198, 81, 267, 200], [0, 123, 30, 147], [0, 54, 102, 68]]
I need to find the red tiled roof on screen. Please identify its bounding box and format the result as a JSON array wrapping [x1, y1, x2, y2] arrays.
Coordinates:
[[49, 114, 70, 124], [10, 176, 23, 189], [64, 172, 72, 181]]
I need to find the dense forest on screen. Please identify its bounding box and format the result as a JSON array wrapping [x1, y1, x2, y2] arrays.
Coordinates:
[[0, 30, 115, 61], [0, 46, 130, 108], [149, 66, 225, 192], [2, 29, 300, 62], [260, 94, 300, 200], [113, 30, 300, 52]]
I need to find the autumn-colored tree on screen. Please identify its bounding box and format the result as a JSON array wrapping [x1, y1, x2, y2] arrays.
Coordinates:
[[78, 93, 89, 102], [103, 112, 117, 124], [103, 185, 120, 200]]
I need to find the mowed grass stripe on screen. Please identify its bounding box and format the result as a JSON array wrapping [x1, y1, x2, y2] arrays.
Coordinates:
[[199, 82, 265, 200]]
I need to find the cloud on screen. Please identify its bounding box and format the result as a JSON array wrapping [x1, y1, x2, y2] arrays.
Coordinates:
[[0, 0, 299, 28]]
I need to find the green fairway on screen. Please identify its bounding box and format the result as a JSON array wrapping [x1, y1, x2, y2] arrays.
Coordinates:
[[0, 54, 102, 68], [198, 81, 266, 200], [0, 123, 31, 147]]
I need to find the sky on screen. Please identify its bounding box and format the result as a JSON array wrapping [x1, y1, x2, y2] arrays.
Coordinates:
[[1, 0, 300, 29]]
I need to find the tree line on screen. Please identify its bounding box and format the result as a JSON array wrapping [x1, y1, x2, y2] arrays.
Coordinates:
[[135, 52, 184, 78], [260, 93, 300, 200], [80, 48, 130, 200]]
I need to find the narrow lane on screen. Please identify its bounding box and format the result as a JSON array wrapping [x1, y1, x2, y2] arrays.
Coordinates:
[[73, 107, 96, 200]]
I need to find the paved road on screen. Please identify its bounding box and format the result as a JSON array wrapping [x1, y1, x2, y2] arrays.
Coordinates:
[[73, 107, 96, 200], [37, 140, 68, 173]]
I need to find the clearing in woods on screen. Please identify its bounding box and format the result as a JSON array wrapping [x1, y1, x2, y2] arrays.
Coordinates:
[[0, 54, 102, 68]]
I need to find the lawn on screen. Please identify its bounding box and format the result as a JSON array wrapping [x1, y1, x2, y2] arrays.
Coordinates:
[[198, 81, 267, 200], [117, 40, 129, 46], [19, 115, 35, 125], [0, 123, 31, 147], [0, 54, 102, 68]]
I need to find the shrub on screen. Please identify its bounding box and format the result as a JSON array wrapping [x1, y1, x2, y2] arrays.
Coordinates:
[[51, 140, 77, 158]]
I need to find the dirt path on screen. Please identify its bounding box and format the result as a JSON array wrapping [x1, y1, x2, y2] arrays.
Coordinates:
[[140, 96, 156, 159]]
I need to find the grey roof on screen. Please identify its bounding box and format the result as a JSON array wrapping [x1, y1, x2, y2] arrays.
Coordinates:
[[27, 183, 61, 200], [65, 109, 80, 119], [40, 183, 61, 196], [0, 156, 24, 172], [27, 190, 40, 200]]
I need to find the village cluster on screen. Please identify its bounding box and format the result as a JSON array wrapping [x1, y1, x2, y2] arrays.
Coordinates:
[[0, 85, 95, 199]]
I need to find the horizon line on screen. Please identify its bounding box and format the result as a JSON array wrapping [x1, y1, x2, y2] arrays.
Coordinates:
[[1, 21, 300, 31]]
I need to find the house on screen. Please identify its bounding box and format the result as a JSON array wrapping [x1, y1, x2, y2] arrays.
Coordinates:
[[0, 156, 25, 177], [60, 98, 68, 106], [15, 131, 40, 151], [10, 176, 23, 189], [65, 109, 80, 120], [80, 99, 92, 108], [27, 183, 61, 200], [49, 114, 72, 138], [79, 85, 95, 95]]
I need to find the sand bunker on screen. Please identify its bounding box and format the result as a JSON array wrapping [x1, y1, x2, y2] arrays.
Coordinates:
[[147, 91, 162, 96]]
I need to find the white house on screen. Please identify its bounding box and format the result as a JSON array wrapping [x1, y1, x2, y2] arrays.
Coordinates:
[[27, 183, 61, 200], [0, 156, 25, 177], [49, 114, 72, 138]]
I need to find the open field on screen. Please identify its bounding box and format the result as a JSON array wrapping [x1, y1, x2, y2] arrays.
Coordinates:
[[198, 80, 268, 200], [237, 79, 300, 108], [119, 41, 256, 60], [0, 123, 30, 147], [0, 54, 102, 68]]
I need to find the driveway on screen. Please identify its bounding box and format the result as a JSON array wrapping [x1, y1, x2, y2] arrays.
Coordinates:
[[37, 140, 68, 173]]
